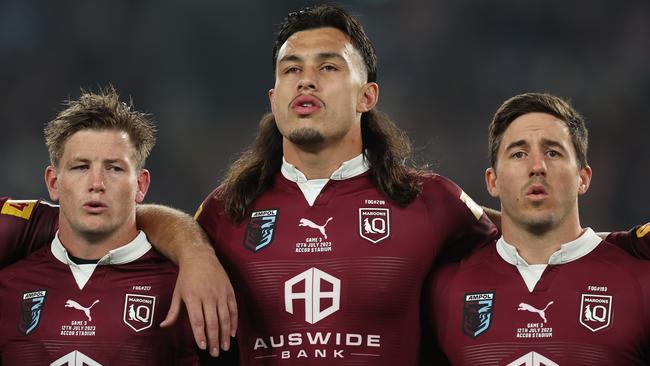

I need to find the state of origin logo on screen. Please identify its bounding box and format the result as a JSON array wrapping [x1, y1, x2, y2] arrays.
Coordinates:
[[252, 267, 382, 360]]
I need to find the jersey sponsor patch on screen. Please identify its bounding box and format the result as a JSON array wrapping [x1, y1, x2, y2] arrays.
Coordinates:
[[1, 199, 37, 220], [462, 292, 494, 338], [123, 294, 156, 332], [358, 208, 390, 243], [459, 191, 484, 221], [506, 351, 558, 366], [51, 350, 102, 366], [19, 290, 47, 335], [636, 223, 650, 238], [579, 294, 612, 332], [285, 267, 341, 324], [243, 209, 279, 252]]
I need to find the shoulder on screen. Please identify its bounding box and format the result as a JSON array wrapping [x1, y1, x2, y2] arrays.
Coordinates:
[[0, 246, 52, 282]]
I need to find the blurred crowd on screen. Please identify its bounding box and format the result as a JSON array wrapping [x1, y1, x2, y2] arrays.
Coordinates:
[[1, 0, 648, 229]]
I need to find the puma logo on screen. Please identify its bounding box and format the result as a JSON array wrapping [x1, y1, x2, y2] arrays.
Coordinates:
[[299, 217, 333, 239], [65, 299, 100, 321], [517, 301, 554, 323]]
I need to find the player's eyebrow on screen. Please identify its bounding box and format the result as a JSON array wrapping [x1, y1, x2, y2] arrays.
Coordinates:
[[278, 52, 346, 65]]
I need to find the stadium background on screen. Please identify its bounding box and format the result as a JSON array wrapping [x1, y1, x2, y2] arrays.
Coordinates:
[[1, 0, 648, 230]]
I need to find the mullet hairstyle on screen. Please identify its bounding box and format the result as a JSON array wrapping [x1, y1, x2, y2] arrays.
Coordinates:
[[44, 86, 156, 170], [219, 4, 424, 222], [488, 92, 589, 169]]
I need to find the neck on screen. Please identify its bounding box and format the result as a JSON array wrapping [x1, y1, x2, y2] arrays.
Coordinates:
[[501, 210, 583, 265], [282, 132, 362, 180], [57, 217, 138, 260]]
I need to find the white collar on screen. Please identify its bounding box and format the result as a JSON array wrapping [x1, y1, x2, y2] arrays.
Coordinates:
[[51, 230, 152, 266], [51, 231, 152, 290], [496, 228, 601, 292], [496, 227, 601, 266], [280, 153, 370, 183]]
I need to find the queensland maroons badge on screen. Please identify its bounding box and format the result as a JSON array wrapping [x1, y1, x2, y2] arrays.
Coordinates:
[[244, 209, 279, 252]]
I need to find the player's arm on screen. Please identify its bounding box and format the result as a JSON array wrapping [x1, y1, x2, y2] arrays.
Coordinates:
[[135, 204, 237, 358], [426, 177, 499, 265], [482, 206, 501, 231], [603, 222, 650, 259], [0, 198, 59, 268]]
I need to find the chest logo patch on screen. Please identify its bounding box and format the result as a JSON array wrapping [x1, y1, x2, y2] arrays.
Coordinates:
[[462, 292, 494, 338], [517, 301, 553, 323], [299, 217, 333, 239], [506, 351, 558, 366], [244, 209, 279, 252], [19, 290, 47, 335], [123, 294, 156, 332], [285, 267, 341, 324], [358, 208, 390, 243], [51, 350, 102, 366], [579, 294, 612, 332], [65, 299, 100, 321]]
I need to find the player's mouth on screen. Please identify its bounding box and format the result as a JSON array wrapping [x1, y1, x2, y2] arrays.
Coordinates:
[[83, 200, 108, 214], [525, 184, 548, 201], [291, 94, 323, 116]]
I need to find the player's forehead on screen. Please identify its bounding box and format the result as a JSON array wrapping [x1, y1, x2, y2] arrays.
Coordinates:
[[277, 27, 363, 66], [60, 129, 135, 162], [500, 112, 572, 149]]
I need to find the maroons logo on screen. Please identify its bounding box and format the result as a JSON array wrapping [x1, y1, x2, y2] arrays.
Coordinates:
[[359, 208, 390, 243], [579, 294, 612, 332], [462, 292, 494, 338], [19, 290, 47, 335], [244, 209, 279, 252]]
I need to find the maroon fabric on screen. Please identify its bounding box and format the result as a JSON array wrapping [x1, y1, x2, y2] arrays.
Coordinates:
[[0, 247, 202, 365], [196, 173, 498, 365], [606, 222, 650, 259], [0, 197, 58, 267], [428, 242, 650, 365]]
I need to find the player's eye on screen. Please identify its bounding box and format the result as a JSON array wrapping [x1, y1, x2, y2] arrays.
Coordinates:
[[321, 64, 338, 72], [511, 151, 526, 159], [546, 150, 561, 158]]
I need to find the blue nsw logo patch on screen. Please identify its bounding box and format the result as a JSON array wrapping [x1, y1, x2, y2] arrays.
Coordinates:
[[244, 209, 279, 252], [462, 292, 494, 338], [19, 290, 47, 335]]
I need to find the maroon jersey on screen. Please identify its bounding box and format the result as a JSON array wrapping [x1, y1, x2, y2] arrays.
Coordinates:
[[0, 233, 201, 365], [0, 198, 58, 267], [428, 230, 650, 365], [606, 222, 650, 259], [196, 170, 497, 366]]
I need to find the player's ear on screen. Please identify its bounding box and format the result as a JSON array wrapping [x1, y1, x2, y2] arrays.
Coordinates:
[[485, 167, 499, 198], [45, 166, 60, 202], [356, 82, 378, 113], [135, 169, 151, 203], [268, 89, 276, 114], [577, 165, 592, 195]]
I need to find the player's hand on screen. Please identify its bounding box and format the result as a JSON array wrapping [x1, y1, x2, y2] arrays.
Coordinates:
[[160, 247, 238, 357]]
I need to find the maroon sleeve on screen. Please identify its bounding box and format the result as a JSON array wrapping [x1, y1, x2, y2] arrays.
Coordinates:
[[0, 197, 59, 268], [606, 222, 650, 259], [194, 188, 224, 252], [422, 176, 499, 265]]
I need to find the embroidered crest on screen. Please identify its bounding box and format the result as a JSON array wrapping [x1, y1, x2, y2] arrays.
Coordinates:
[[358, 208, 390, 243], [123, 294, 156, 332], [19, 290, 47, 335], [244, 209, 279, 252], [462, 292, 494, 338], [579, 294, 612, 332]]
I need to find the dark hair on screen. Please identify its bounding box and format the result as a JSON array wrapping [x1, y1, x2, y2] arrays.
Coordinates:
[[44, 86, 156, 170], [219, 5, 423, 221], [488, 92, 588, 168], [272, 4, 377, 82], [219, 110, 423, 221]]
